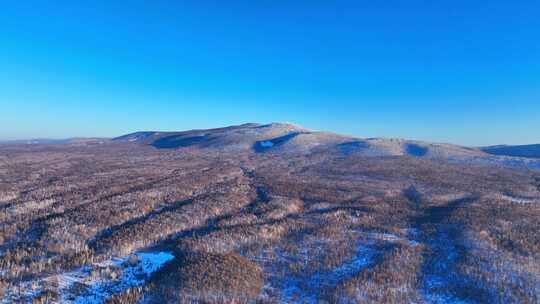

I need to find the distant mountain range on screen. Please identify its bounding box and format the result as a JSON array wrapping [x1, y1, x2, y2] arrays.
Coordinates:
[[3, 123, 539, 160], [0, 138, 108, 145]]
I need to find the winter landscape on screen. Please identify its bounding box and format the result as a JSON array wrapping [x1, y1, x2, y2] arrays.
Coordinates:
[[1, 123, 539, 303], [3, 1, 539, 303]]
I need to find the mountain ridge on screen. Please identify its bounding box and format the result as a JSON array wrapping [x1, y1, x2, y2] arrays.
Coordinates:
[[112, 122, 485, 158], [481, 144, 540, 159], [110, 123, 540, 171]]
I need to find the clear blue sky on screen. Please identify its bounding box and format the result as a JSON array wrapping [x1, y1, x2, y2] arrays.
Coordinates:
[[1, 1, 539, 145]]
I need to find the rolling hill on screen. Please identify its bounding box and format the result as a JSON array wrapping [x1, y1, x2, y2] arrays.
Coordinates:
[[114, 122, 540, 170], [1, 123, 539, 303], [482, 144, 540, 158]]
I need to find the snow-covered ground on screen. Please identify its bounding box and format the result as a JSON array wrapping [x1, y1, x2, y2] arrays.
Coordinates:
[[447, 155, 540, 171], [2, 251, 174, 304], [419, 225, 476, 304], [253, 231, 417, 303], [259, 141, 274, 148], [277, 244, 378, 304], [499, 194, 538, 204]]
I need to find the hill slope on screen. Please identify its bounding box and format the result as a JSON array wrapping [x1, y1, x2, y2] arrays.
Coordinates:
[[1, 123, 539, 303], [114, 122, 483, 156], [114, 123, 540, 171], [482, 144, 540, 158]]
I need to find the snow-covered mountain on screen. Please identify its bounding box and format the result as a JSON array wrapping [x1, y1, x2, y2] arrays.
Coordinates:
[[114, 122, 540, 170], [482, 144, 540, 159]]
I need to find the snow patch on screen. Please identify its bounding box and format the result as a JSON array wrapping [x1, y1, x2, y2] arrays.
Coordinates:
[[1, 251, 174, 304], [500, 194, 538, 204], [73, 251, 173, 303], [259, 141, 274, 148], [364, 232, 420, 246]]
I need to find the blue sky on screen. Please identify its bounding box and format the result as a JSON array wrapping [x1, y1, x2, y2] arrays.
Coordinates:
[[1, 1, 539, 145]]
